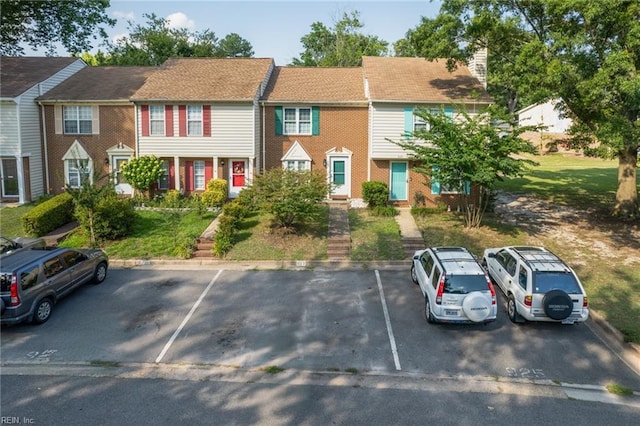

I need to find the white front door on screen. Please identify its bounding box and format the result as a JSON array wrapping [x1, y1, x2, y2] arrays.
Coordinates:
[[112, 156, 133, 195], [329, 156, 350, 198], [229, 159, 247, 198]]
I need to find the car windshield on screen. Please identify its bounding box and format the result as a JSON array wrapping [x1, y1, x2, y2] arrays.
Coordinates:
[[443, 275, 488, 294], [534, 272, 582, 294]]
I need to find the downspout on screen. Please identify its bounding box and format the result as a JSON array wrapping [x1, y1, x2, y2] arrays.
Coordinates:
[[133, 103, 139, 157], [261, 101, 266, 174], [38, 98, 50, 195]]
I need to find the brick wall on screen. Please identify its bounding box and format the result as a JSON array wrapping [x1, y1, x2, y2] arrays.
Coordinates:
[[43, 104, 136, 194], [263, 105, 369, 198]]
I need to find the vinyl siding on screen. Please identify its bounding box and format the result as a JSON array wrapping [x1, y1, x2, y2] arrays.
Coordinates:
[[19, 85, 44, 197], [0, 102, 19, 155], [370, 105, 411, 159], [370, 103, 483, 159], [138, 103, 257, 157]]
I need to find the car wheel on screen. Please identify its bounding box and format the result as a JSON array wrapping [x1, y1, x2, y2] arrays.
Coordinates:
[[410, 264, 419, 285], [507, 295, 521, 324], [425, 297, 435, 324], [32, 298, 53, 325], [542, 290, 573, 320], [93, 262, 108, 284]]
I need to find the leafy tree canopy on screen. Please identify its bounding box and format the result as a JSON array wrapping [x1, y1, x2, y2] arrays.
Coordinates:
[[101, 13, 254, 66], [0, 0, 115, 56], [292, 10, 389, 66], [407, 0, 639, 219]]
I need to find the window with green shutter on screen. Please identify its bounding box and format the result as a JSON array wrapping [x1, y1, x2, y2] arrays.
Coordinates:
[[275, 106, 319, 135]]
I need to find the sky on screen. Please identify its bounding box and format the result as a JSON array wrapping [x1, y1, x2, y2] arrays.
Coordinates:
[[57, 0, 443, 65]]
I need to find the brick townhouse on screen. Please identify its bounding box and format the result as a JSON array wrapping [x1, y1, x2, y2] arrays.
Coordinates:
[[36, 66, 156, 196]]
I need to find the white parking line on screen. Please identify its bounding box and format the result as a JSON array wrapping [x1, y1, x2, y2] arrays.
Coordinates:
[[375, 270, 401, 371], [155, 270, 224, 363]]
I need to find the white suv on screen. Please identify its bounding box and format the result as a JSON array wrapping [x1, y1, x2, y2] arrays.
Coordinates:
[[482, 246, 589, 324], [411, 246, 497, 324]]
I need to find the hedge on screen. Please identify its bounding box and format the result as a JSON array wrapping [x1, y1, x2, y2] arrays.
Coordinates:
[[22, 192, 74, 237]]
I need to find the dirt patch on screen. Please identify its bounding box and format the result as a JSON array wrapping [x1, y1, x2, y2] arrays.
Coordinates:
[[493, 191, 640, 266]]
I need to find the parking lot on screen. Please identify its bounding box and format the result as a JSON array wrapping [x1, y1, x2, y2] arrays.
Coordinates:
[[1, 267, 639, 390]]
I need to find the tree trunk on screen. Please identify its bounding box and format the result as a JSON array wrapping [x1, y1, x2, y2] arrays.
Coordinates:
[[613, 145, 639, 219]]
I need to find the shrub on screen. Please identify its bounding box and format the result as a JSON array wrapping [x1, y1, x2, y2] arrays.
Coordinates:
[[252, 168, 330, 229], [213, 214, 238, 257], [362, 181, 389, 208], [202, 178, 228, 208], [235, 187, 258, 212], [162, 189, 183, 208], [120, 155, 164, 199], [371, 206, 398, 217], [86, 197, 136, 241], [21, 192, 74, 236]]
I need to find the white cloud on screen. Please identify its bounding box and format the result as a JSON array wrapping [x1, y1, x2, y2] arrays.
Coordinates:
[[165, 12, 195, 31], [112, 32, 129, 45], [112, 10, 135, 21]]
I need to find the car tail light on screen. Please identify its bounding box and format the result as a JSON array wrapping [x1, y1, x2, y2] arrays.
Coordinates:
[[485, 275, 496, 305], [524, 295, 532, 307], [10, 274, 20, 306], [435, 276, 445, 305], [583, 296, 588, 308]]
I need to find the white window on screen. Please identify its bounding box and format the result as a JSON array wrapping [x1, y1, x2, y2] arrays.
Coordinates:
[[67, 159, 91, 188], [158, 160, 170, 190], [63, 106, 92, 134], [413, 114, 428, 132], [187, 105, 202, 136], [194, 160, 205, 190], [285, 160, 310, 171], [284, 107, 311, 135], [149, 105, 165, 136]]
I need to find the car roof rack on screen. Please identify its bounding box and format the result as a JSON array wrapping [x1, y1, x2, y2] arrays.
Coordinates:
[[511, 247, 571, 273]]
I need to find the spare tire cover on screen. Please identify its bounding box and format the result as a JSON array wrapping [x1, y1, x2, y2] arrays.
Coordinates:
[[462, 293, 492, 322], [543, 290, 573, 320]]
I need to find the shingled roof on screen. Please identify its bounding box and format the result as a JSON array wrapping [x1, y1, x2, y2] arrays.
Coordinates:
[[362, 56, 492, 104], [262, 66, 366, 104], [0, 56, 82, 98], [37, 66, 156, 102], [131, 57, 274, 102]]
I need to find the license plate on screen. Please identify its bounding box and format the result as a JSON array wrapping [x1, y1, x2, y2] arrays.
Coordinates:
[[445, 310, 458, 316]]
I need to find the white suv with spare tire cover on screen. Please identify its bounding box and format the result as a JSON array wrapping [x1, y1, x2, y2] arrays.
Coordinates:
[[411, 246, 497, 324], [482, 246, 589, 324]]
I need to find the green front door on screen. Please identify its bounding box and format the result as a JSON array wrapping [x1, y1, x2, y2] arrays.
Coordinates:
[[390, 161, 407, 200]]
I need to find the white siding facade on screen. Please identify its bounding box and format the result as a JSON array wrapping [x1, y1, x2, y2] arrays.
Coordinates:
[[370, 104, 415, 160], [138, 103, 257, 157], [3, 59, 86, 202], [0, 102, 19, 155]]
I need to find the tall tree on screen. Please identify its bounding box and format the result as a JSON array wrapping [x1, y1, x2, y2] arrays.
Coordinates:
[[292, 11, 388, 66], [408, 0, 639, 219], [104, 13, 253, 66], [217, 33, 254, 58], [0, 0, 115, 56]]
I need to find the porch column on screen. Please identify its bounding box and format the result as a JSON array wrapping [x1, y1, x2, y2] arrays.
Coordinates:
[[173, 156, 180, 192]]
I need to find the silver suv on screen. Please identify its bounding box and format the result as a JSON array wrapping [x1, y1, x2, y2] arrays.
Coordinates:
[[482, 246, 588, 324], [411, 246, 497, 324]]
